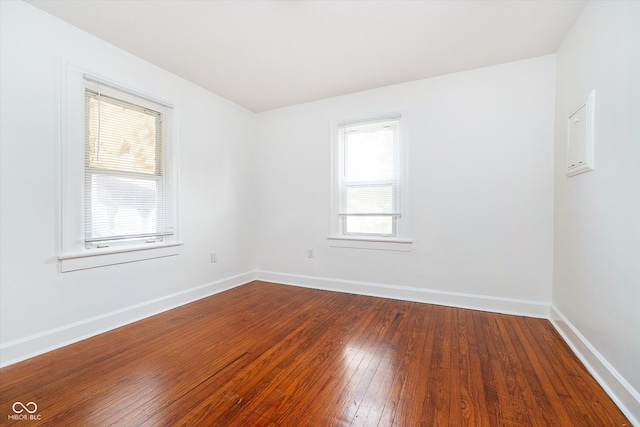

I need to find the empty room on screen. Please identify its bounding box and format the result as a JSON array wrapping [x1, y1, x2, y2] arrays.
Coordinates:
[[0, 0, 638, 425]]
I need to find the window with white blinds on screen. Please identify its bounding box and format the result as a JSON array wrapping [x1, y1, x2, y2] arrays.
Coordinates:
[[337, 116, 403, 237], [83, 79, 175, 249]]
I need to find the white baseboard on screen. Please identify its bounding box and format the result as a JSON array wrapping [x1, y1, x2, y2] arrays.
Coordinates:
[[0, 271, 256, 368], [255, 270, 550, 318], [550, 305, 640, 426]]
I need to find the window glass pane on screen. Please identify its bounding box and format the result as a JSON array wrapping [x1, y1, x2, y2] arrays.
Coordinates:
[[345, 125, 395, 181], [87, 92, 159, 175], [87, 174, 159, 240], [345, 216, 393, 236]]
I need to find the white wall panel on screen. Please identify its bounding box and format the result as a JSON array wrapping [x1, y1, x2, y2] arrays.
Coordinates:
[[0, 1, 255, 365], [553, 1, 640, 422], [253, 55, 556, 304]]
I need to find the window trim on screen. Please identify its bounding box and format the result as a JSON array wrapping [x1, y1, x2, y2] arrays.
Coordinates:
[[59, 62, 181, 271], [327, 236, 412, 252], [58, 242, 182, 273], [329, 113, 412, 251]]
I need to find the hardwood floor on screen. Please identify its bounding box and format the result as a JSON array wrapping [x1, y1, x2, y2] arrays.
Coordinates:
[[0, 281, 630, 426]]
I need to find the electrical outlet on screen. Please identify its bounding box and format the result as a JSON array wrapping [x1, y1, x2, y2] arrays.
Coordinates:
[[307, 249, 314, 258], [211, 252, 217, 263]]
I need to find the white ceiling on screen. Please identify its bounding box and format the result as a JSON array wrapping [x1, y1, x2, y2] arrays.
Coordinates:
[[27, 0, 587, 112]]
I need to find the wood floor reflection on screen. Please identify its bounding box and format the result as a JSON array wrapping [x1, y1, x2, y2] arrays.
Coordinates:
[[0, 281, 630, 426]]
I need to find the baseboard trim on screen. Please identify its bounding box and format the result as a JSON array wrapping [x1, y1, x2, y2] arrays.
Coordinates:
[[255, 270, 549, 318], [0, 271, 256, 367], [550, 305, 640, 426]]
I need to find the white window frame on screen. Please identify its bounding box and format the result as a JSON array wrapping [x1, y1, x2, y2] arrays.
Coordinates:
[[58, 63, 181, 272], [329, 113, 411, 251]]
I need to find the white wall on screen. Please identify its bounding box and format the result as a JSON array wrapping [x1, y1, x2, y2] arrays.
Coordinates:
[[253, 55, 556, 314], [552, 0, 640, 421], [0, 1, 255, 365]]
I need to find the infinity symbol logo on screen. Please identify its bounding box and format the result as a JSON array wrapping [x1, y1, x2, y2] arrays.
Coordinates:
[[12, 401, 38, 414]]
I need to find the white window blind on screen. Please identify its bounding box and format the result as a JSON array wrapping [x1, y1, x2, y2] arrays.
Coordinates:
[[338, 116, 401, 236], [83, 79, 175, 248]]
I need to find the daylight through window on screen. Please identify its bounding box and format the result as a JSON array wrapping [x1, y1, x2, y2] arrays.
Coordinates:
[[84, 81, 175, 249], [338, 117, 401, 237]]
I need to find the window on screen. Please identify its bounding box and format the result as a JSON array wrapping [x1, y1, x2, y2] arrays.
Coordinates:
[[84, 81, 174, 248], [330, 114, 411, 250], [59, 65, 179, 271]]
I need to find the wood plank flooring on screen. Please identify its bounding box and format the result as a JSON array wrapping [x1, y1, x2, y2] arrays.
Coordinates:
[[0, 281, 631, 426]]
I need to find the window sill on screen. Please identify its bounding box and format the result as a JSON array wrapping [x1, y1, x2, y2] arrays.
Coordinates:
[[58, 242, 183, 272], [327, 236, 412, 252]]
